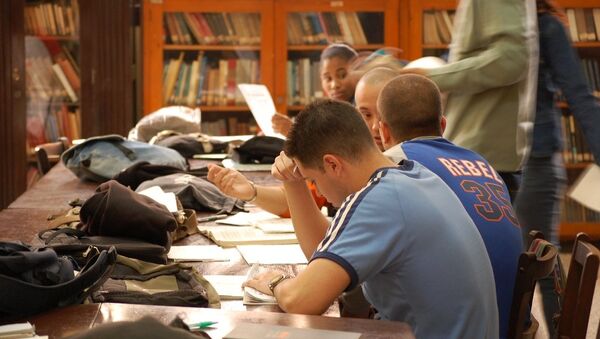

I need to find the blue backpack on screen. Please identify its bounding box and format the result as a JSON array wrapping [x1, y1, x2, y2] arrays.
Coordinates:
[[62, 135, 187, 182]]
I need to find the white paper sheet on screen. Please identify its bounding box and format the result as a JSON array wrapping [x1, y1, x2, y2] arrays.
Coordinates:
[[197, 225, 298, 247], [167, 245, 229, 262], [252, 218, 294, 233], [237, 84, 284, 138], [237, 244, 308, 265], [203, 275, 245, 300], [138, 186, 178, 212], [568, 163, 600, 212], [216, 211, 280, 226]]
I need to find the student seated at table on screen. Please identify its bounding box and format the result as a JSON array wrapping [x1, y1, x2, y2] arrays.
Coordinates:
[[356, 69, 522, 338], [243, 99, 499, 339], [271, 43, 358, 136]]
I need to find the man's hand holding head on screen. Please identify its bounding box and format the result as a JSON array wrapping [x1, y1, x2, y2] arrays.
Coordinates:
[[271, 151, 304, 182]]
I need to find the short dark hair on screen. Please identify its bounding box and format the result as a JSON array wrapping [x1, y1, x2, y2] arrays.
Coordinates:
[[285, 99, 377, 169], [377, 74, 442, 141], [320, 43, 358, 63]]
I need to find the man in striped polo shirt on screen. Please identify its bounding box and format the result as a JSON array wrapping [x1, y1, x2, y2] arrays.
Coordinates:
[[243, 99, 499, 339]]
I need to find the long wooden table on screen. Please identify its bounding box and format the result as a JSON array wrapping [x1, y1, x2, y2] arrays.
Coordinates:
[[0, 163, 414, 338]]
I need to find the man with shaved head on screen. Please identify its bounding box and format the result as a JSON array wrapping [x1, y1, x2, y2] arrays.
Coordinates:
[[373, 74, 523, 339]]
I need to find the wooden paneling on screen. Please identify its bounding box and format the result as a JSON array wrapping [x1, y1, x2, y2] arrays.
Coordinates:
[[80, 0, 134, 137], [0, 0, 27, 209]]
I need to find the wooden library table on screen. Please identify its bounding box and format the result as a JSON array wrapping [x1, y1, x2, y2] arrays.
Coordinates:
[[1, 162, 414, 338], [26, 303, 414, 339]]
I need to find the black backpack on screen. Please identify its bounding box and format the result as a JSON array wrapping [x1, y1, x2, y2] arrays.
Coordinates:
[[0, 242, 116, 317], [232, 136, 284, 164]]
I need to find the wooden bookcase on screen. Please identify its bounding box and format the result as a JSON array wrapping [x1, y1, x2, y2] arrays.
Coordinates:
[[273, 0, 401, 114], [23, 0, 82, 158], [142, 0, 402, 131], [0, 0, 136, 207], [408, 0, 600, 240], [142, 0, 274, 135]]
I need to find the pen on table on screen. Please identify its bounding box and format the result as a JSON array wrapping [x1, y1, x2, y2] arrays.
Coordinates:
[[197, 215, 228, 223], [188, 321, 218, 329]]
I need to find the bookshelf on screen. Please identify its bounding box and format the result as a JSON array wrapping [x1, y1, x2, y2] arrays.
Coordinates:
[[0, 0, 137, 208], [142, 0, 402, 132], [408, 0, 600, 240], [24, 0, 82, 158], [406, 0, 457, 60], [142, 0, 274, 135], [558, 0, 600, 240], [274, 0, 400, 114]]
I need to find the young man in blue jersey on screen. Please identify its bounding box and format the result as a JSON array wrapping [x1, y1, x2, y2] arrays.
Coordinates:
[[243, 99, 499, 338], [363, 71, 523, 339]]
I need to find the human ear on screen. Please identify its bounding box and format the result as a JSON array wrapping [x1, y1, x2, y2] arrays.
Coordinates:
[[379, 121, 392, 149], [322, 154, 343, 176]]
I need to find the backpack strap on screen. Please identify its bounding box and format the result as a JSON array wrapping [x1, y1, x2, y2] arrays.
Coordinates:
[[38, 227, 88, 245], [114, 142, 137, 161]]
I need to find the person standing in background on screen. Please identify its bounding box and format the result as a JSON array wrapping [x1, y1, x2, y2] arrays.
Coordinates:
[[403, 0, 539, 200], [515, 1, 600, 335]]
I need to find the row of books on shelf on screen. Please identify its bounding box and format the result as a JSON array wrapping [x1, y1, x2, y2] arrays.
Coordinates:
[[163, 53, 260, 106], [561, 196, 600, 223], [287, 58, 324, 106], [200, 118, 257, 136], [25, 54, 80, 103], [26, 102, 81, 148], [422, 10, 455, 45], [25, 0, 79, 37], [561, 115, 596, 164], [26, 38, 80, 103], [580, 58, 600, 97], [164, 12, 261, 46], [287, 12, 378, 46], [565, 8, 600, 43]]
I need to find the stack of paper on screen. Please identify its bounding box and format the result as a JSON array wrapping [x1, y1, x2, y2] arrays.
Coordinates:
[[242, 264, 278, 305], [237, 244, 307, 265], [197, 225, 298, 247], [167, 245, 229, 262]]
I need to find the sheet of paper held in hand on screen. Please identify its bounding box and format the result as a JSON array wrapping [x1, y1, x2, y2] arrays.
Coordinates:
[[568, 163, 600, 212], [237, 84, 284, 138]]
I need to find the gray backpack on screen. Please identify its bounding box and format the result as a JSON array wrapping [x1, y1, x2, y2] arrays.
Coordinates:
[[62, 135, 187, 182]]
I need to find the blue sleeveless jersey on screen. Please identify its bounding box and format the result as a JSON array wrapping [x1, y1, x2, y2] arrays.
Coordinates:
[[396, 138, 522, 339]]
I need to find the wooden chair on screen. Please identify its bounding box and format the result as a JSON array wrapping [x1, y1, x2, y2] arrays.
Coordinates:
[[556, 232, 600, 339], [34, 137, 70, 175], [507, 231, 558, 339]]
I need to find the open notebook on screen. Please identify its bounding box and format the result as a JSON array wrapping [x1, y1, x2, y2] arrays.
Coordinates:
[[197, 225, 297, 248]]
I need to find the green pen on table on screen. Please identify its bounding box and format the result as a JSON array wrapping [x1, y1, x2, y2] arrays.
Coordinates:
[[188, 321, 218, 330]]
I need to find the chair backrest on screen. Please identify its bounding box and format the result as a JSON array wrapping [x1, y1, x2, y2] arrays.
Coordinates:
[[556, 232, 600, 339], [34, 137, 70, 174], [507, 231, 558, 339]]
